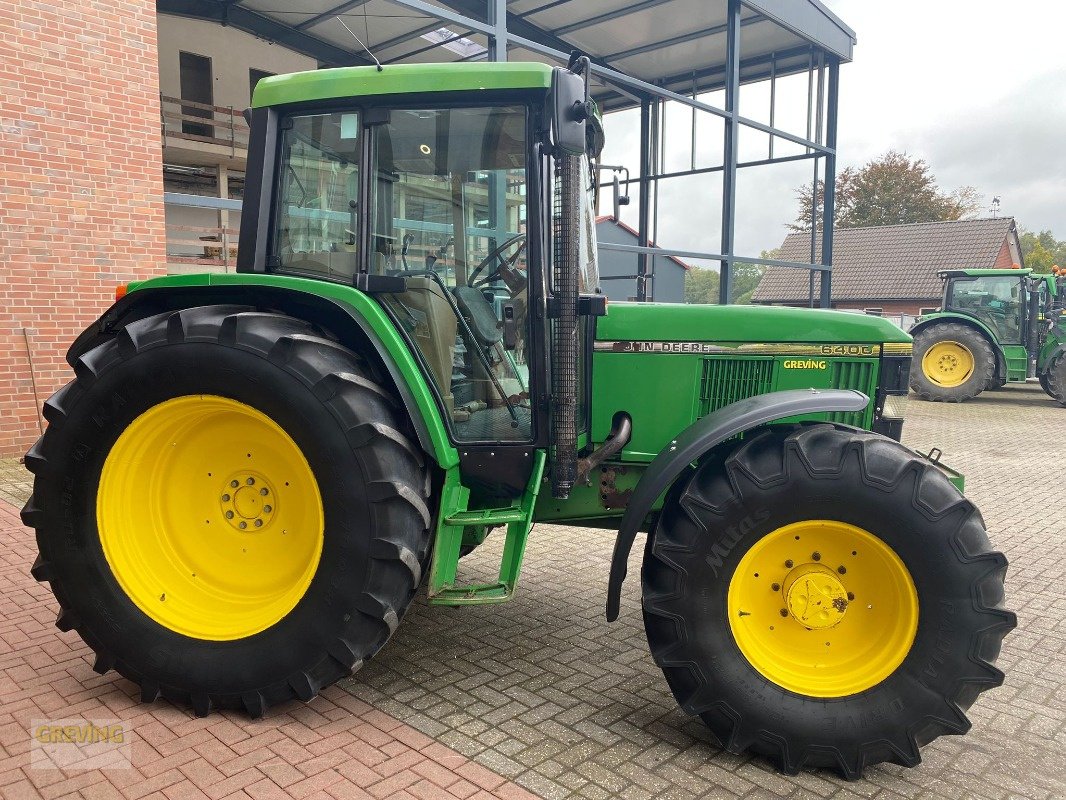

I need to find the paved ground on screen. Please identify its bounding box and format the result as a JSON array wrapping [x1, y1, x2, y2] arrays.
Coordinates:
[[0, 501, 538, 800], [1, 382, 1064, 799]]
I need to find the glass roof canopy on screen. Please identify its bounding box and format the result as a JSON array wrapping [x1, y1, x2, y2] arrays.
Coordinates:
[[159, 0, 855, 305]]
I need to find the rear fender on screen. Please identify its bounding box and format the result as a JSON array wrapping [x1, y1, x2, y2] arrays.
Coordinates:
[[604, 388, 869, 621], [68, 281, 459, 470]]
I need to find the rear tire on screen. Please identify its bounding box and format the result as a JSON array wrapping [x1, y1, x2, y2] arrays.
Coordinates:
[[24, 306, 432, 717], [642, 424, 1015, 779], [1044, 353, 1066, 406], [910, 323, 994, 402]]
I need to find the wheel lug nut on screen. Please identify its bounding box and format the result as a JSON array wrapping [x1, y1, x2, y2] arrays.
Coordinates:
[[780, 608, 788, 617], [812, 552, 821, 561], [230, 480, 239, 488], [771, 583, 780, 592], [239, 521, 247, 529], [222, 494, 230, 502], [260, 488, 269, 496], [838, 565, 846, 574], [254, 519, 263, 528], [263, 505, 272, 513], [784, 560, 793, 568], [225, 511, 234, 519], [246, 477, 255, 485]]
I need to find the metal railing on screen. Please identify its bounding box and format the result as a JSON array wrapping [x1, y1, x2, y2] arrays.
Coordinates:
[[160, 94, 249, 155], [164, 193, 242, 271]]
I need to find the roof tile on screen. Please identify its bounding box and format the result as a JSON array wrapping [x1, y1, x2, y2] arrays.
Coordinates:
[[752, 217, 1017, 303]]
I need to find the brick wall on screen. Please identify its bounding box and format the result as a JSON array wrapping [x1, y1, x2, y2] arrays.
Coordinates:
[[0, 1, 165, 456], [993, 239, 1016, 269]]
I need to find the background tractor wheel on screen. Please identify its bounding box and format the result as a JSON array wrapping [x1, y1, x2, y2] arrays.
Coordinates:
[[23, 306, 431, 717], [1045, 353, 1066, 406], [642, 423, 1015, 779], [910, 323, 994, 402]]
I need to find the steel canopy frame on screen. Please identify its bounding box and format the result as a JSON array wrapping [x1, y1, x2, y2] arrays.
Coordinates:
[[159, 0, 851, 307]]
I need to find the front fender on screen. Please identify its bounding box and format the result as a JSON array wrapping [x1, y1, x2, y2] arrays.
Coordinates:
[[605, 388, 869, 621]]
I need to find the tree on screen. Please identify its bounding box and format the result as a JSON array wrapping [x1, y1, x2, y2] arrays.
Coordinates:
[[792, 151, 980, 231], [684, 266, 719, 304], [1019, 228, 1066, 273], [683, 252, 771, 305]]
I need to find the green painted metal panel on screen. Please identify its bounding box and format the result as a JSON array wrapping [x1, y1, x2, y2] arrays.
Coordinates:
[[598, 302, 912, 344], [125, 272, 459, 469], [253, 63, 553, 109], [1001, 344, 1029, 381]]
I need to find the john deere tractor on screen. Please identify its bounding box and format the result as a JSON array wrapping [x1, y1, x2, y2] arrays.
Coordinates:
[[23, 59, 1015, 779], [909, 267, 1066, 403]]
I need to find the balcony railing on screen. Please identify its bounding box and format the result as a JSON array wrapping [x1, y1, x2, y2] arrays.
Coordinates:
[[160, 94, 250, 156], [165, 193, 242, 271]]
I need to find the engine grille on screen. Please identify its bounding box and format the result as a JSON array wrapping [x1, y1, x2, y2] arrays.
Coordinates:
[[827, 360, 875, 426], [698, 358, 774, 417], [697, 357, 876, 424]]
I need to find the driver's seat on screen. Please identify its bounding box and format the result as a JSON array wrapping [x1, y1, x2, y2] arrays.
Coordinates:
[[453, 285, 502, 347]]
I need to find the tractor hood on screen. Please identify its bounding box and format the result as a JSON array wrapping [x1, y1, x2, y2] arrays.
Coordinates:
[[596, 302, 911, 345]]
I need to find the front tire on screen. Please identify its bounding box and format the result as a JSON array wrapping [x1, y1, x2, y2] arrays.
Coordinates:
[[910, 323, 995, 402], [642, 424, 1015, 779], [24, 306, 431, 717]]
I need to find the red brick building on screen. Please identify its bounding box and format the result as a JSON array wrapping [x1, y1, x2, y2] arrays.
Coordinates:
[[0, 0, 166, 455], [752, 218, 1025, 317]]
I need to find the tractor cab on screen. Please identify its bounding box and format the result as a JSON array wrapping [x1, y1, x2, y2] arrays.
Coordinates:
[[938, 269, 1029, 345]]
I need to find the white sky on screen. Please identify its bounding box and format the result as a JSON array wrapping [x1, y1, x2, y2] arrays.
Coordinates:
[[599, 0, 1066, 266]]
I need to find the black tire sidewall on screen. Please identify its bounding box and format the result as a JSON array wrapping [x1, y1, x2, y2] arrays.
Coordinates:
[[38, 341, 375, 697], [911, 323, 995, 400], [646, 432, 981, 748]]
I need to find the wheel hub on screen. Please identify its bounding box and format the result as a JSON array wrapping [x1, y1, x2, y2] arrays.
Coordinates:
[[220, 472, 276, 531], [783, 564, 848, 629]]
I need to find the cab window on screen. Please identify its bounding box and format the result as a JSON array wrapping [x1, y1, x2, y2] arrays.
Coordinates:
[[273, 112, 361, 280], [370, 105, 532, 442], [948, 275, 1024, 343]]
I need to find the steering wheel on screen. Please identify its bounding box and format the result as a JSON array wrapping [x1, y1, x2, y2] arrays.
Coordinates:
[[467, 233, 526, 288]]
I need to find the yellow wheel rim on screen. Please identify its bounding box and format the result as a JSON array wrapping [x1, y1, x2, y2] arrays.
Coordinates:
[[97, 395, 324, 641], [727, 520, 918, 697], [922, 340, 974, 387]]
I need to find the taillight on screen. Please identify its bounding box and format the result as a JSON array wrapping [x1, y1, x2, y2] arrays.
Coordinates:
[[115, 284, 129, 301]]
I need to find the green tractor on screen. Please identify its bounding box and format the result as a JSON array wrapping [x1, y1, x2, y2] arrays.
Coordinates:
[[909, 267, 1066, 403], [24, 59, 1015, 779]]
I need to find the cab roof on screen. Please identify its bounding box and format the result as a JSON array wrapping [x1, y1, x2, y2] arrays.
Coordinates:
[[252, 62, 553, 109], [939, 269, 1031, 278]]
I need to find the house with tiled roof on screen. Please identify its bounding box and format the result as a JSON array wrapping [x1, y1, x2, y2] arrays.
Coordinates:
[[596, 216, 691, 302], [752, 217, 1024, 316]]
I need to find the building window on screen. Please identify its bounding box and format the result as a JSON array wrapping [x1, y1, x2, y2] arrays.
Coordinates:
[[249, 68, 275, 103], [864, 307, 884, 316], [919, 307, 939, 315], [179, 51, 214, 138]]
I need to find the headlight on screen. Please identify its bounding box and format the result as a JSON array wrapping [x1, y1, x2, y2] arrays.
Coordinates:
[[881, 393, 909, 420]]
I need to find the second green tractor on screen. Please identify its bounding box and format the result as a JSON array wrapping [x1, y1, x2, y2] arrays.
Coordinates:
[[909, 267, 1066, 403]]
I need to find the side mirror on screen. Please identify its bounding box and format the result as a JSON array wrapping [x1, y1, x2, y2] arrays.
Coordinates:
[[612, 174, 630, 221], [551, 65, 589, 156]]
